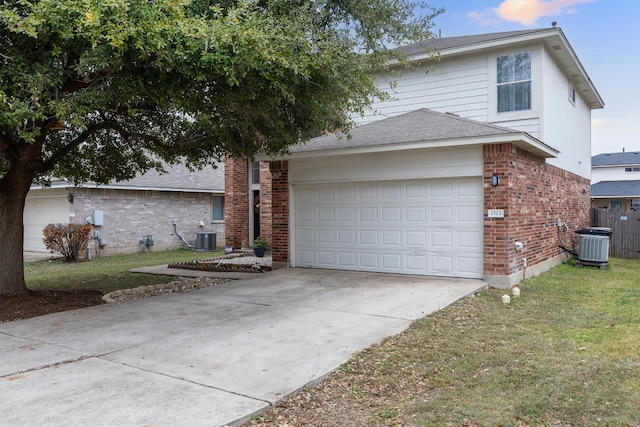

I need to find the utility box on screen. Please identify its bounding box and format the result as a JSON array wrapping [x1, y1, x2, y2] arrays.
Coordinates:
[[195, 232, 216, 251], [575, 227, 612, 268], [92, 210, 104, 226]]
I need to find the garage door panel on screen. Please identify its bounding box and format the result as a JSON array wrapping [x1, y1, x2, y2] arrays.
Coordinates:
[[337, 252, 357, 268], [294, 178, 483, 278], [431, 207, 453, 222], [359, 207, 378, 221], [382, 230, 402, 246], [406, 207, 427, 222], [338, 230, 356, 244], [338, 207, 356, 222], [359, 230, 379, 245], [382, 254, 402, 270]]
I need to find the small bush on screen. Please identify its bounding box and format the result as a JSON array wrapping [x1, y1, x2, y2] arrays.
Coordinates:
[[43, 223, 92, 262]]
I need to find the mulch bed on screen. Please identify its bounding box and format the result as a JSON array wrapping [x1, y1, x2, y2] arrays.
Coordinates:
[[168, 254, 272, 273]]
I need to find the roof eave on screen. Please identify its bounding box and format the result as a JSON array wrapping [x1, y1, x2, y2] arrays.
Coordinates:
[[260, 133, 558, 161]]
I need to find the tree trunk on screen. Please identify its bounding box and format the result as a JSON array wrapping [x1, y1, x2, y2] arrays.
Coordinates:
[[0, 171, 33, 296]]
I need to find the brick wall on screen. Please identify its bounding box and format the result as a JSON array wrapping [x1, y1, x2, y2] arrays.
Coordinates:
[[484, 143, 590, 285], [269, 160, 289, 266], [70, 188, 224, 256], [224, 158, 249, 249]]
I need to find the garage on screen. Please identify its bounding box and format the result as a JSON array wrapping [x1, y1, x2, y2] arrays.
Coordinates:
[[24, 189, 70, 252], [293, 177, 483, 278]]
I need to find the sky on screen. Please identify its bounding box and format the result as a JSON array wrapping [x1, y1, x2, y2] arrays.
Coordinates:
[[418, 0, 640, 155]]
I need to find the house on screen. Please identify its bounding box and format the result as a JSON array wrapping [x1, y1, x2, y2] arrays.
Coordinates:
[[591, 150, 640, 211], [25, 162, 225, 255], [225, 26, 604, 287]]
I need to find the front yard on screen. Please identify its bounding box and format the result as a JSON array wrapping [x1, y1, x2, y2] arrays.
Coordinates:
[[248, 258, 640, 426]]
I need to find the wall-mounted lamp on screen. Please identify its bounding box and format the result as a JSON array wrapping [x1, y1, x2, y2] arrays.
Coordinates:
[[491, 175, 500, 186], [67, 194, 74, 203]]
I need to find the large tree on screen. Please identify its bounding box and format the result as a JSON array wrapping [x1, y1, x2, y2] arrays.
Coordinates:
[[0, 0, 441, 295]]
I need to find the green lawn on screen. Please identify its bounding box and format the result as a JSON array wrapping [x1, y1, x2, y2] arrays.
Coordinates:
[[24, 248, 223, 293]]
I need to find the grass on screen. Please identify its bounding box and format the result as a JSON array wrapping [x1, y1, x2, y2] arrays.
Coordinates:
[[24, 248, 223, 293], [250, 257, 640, 426]]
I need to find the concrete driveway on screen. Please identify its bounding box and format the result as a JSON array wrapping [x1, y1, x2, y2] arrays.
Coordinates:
[[0, 268, 484, 426]]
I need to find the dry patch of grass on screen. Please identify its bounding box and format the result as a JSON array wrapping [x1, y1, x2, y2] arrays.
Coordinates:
[[247, 258, 640, 426]]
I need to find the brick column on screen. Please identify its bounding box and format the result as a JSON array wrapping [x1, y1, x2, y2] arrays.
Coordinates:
[[224, 158, 249, 249], [483, 143, 513, 279], [269, 160, 289, 268], [259, 161, 273, 247]]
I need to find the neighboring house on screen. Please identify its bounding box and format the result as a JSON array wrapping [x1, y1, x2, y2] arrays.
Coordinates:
[[25, 162, 225, 255], [591, 151, 640, 211], [225, 26, 603, 287]]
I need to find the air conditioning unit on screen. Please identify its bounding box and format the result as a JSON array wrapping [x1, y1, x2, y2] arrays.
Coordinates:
[[578, 235, 609, 263], [194, 232, 216, 251]]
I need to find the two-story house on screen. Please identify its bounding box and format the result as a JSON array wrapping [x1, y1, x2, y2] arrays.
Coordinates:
[[225, 26, 604, 287], [591, 150, 640, 211]]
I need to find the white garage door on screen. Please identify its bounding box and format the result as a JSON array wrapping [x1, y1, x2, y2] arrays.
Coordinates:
[[294, 178, 483, 278], [24, 189, 70, 252]]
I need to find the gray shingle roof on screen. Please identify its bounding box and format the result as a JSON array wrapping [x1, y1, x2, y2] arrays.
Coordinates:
[[399, 29, 552, 56], [101, 162, 225, 192], [289, 109, 520, 153], [591, 180, 640, 197], [592, 152, 640, 167], [38, 161, 225, 192]]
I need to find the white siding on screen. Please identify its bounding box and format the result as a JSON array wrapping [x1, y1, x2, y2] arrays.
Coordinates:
[[540, 47, 592, 178], [354, 41, 593, 179], [592, 166, 639, 184], [289, 146, 483, 184], [358, 55, 489, 125]]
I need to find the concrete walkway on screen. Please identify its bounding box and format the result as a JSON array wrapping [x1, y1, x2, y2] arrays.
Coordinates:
[[0, 268, 484, 426]]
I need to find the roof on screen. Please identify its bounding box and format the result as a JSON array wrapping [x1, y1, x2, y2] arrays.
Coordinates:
[[399, 29, 552, 55], [592, 152, 640, 167], [283, 108, 558, 159], [591, 180, 640, 198], [398, 27, 604, 110], [33, 161, 225, 193]]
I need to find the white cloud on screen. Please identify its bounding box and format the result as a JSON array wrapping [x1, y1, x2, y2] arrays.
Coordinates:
[[468, 0, 594, 26]]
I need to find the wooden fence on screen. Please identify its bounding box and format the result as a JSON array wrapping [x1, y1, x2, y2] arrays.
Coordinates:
[[590, 208, 640, 259]]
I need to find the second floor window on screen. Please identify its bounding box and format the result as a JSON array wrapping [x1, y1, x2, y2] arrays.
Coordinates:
[[497, 51, 531, 113]]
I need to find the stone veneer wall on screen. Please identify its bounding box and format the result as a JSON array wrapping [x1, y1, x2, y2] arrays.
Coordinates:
[[259, 161, 273, 247], [70, 188, 224, 256], [483, 143, 590, 286]]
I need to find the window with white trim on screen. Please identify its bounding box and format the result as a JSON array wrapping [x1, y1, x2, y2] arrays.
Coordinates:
[[497, 52, 531, 113], [211, 196, 224, 221], [624, 167, 640, 173]]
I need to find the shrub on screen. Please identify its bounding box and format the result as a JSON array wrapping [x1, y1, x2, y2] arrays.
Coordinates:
[[42, 223, 92, 262]]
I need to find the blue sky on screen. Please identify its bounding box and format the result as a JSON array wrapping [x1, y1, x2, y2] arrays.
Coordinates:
[[419, 0, 639, 155]]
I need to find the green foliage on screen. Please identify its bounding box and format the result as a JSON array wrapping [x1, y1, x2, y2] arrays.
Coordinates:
[[252, 235, 267, 248], [42, 223, 92, 262], [0, 0, 442, 185]]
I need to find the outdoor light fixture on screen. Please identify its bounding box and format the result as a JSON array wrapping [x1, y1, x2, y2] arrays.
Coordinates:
[[67, 194, 74, 203], [491, 175, 500, 186]]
